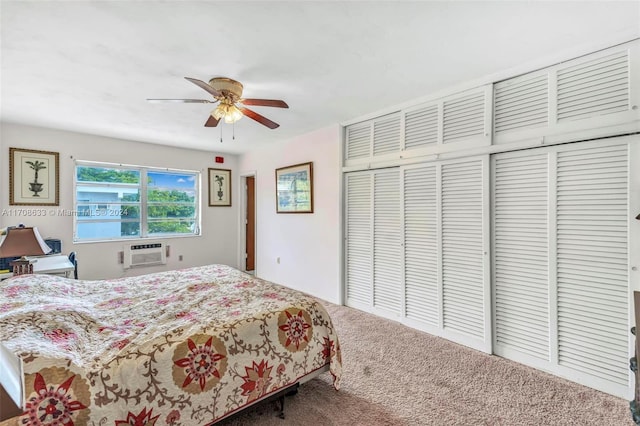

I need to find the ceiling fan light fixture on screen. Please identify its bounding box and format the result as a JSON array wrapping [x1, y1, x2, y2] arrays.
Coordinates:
[[225, 104, 243, 123], [211, 105, 226, 120], [211, 103, 243, 123], [152, 76, 285, 129]]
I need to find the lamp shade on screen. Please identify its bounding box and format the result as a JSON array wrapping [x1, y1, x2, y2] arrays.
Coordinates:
[[0, 227, 52, 258]]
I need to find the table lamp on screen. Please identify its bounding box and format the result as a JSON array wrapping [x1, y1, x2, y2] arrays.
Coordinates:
[[0, 227, 52, 274]]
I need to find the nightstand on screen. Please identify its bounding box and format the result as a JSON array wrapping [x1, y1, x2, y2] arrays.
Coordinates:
[[26, 254, 75, 277]]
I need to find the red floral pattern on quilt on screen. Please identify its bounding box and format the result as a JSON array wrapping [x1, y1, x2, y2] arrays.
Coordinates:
[[0, 264, 342, 425], [114, 407, 160, 426], [20, 367, 91, 426], [240, 360, 274, 402]]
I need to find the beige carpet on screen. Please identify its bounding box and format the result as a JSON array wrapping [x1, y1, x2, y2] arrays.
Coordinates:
[[219, 303, 632, 425]]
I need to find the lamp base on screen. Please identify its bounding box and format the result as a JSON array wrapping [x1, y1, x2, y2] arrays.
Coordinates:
[[10, 259, 33, 275]]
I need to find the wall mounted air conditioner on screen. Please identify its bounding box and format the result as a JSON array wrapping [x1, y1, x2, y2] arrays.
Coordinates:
[[124, 242, 166, 268]]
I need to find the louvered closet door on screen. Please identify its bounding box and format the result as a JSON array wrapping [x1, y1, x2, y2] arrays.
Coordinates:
[[345, 169, 403, 316], [404, 165, 438, 326], [345, 172, 372, 308], [493, 154, 550, 361], [443, 91, 486, 144], [441, 159, 487, 341], [556, 145, 629, 390], [373, 115, 401, 156], [492, 139, 631, 397], [373, 169, 402, 316], [345, 158, 490, 351], [556, 50, 629, 122], [345, 124, 371, 161]]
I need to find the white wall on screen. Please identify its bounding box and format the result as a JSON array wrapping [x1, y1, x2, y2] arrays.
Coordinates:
[[0, 123, 239, 279], [238, 125, 341, 304]]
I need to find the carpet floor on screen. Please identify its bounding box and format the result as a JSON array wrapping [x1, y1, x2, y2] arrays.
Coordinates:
[[218, 303, 632, 425]]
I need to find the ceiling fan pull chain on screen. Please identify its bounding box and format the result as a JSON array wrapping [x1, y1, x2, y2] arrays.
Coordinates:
[[233, 122, 236, 140], [220, 126, 223, 143]]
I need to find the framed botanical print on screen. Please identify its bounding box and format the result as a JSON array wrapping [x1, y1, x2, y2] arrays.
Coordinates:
[[275, 162, 313, 213], [208, 168, 231, 207], [9, 147, 60, 206]]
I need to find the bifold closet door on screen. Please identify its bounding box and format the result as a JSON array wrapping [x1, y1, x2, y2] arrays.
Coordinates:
[[372, 169, 402, 315], [403, 165, 438, 326], [345, 172, 372, 308], [440, 159, 489, 344], [401, 156, 490, 352], [493, 153, 550, 361], [493, 139, 632, 397], [346, 157, 490, 352], [345, 169, 402, 317]]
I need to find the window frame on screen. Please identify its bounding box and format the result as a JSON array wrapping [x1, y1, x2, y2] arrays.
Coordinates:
[[73, 160, 201, 242]]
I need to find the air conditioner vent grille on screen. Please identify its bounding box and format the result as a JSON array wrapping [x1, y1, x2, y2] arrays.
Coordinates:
[[124, 242, 166, 268]]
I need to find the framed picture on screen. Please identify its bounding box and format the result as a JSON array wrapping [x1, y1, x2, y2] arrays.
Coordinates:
[[276, 162, 313, 213], [208, 168, 232, 207], [9, 147, 60, 206]]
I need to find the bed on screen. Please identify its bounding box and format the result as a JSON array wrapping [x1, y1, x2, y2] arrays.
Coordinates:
[[0, 264, 342, 425]]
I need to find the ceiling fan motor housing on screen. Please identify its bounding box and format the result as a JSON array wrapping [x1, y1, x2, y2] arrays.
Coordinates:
[[209, 77, 244, 101]]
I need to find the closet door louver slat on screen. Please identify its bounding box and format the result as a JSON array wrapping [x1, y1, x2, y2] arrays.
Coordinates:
[[443, 92, 485, 143], [345, 173, 372, 305], [493, 153, 550, 360], [346, 124, 371, 160], [373, 115, 401, 156], [556, 51, 629, 122], [556, 144, 629, 386], [404, 165, 438, 325], [405, 105, 439, 150], [373, 170, 402, 314], [441, 160, 485, 338], [494, 74, 549, 134]]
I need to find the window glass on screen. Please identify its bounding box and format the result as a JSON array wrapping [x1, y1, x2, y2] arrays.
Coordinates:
[[74, 164, 200, 241]]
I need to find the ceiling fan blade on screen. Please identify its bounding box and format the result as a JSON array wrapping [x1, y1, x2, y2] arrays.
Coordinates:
[[238, 106, 280, 129], [185, 77, 221, 98], [239, 98, 289, 108], [147, 98, 214, 103], [204, 115, 220, 127]]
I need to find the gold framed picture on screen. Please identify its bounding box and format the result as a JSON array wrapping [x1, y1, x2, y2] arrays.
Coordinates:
[[9, 147, 60, 206], [208, 168, 232, 207], [276, 162, 313, 213]]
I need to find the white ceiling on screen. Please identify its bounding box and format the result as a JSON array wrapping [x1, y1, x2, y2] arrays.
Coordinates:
[[1, 1, 639, 155]]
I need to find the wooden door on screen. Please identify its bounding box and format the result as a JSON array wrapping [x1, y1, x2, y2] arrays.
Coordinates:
[[246, 176, 255, 271]]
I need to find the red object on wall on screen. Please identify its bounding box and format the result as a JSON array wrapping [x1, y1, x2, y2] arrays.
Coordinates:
[[215, 156, 224, 163]]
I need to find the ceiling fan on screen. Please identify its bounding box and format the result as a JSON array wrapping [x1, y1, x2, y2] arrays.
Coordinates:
[[147, 77, 288, 129]]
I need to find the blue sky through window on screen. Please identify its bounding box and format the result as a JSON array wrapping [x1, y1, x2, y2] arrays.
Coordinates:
[[148, 172, 196, 189]]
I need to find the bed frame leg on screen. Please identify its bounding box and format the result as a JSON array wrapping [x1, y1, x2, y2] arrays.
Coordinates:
[[277, 394, 286, 419], [274, 382, 299, 420], [285, 383, 299, 396]]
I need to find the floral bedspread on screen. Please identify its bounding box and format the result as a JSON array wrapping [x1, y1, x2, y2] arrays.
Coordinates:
[[0, 264, 342, 425]]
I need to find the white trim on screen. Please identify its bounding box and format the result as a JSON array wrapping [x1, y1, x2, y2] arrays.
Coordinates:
[[436, 162, 443, 330], [338, 127, 346, 306], [481, 155, 492, 353], [74, 159, 196, 174]]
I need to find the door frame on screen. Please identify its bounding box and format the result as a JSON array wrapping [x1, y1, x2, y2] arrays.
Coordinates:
[[238, 171, 257, 275]]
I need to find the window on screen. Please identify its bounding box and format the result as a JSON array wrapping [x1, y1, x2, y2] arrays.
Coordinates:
[[74, 162, 200, 241]]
